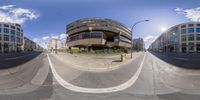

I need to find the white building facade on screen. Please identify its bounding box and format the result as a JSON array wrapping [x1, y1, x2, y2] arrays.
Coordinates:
[[150, 22, 200, 53], [0, 22, 23, 53]]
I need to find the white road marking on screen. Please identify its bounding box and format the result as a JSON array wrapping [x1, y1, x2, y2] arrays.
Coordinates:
[[173, 57, 188, 61], [47, 53, 146, 93], [5, 53, 35, 60]]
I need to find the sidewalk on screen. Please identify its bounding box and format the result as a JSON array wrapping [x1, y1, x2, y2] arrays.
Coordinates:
[[51, 52, 142, 72]]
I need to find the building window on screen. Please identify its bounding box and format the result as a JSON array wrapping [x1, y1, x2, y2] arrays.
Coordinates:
[[197, 34, 200, 40], [188, 24, 194, 27], [4, 35, 9, 41], [181, 25, 186, 28], [11, 30, 15, 35], [188, 28, 194, 33], [181, 29, 186, 34], [196, 28, 200, 33], [17, 37, 20, 43], [3, 28, 9, 33], [90, 32, 102, 38], [11, 36, 15, 42], [188, 34, 194, 41], [181, 35, 186, 41], [188, 43, 194, 51], [4, 24, 9, 27], [82, 32, 90, 39], [11, 26, 15, 29], [197, 24, 200, 27]]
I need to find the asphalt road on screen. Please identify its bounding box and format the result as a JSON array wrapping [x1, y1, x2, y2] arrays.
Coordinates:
[[0, 52, 200, 100]]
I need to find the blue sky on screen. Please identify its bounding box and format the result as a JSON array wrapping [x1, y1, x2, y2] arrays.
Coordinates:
[[0, 0, 200, 48]]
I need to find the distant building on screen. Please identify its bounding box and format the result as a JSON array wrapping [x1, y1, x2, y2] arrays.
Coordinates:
[[66, 18, 132, 50], [133, 38, 145, 51], [150, 22, 200, 53], [48, 37, 62, 51], [0, 22, 23, 53]]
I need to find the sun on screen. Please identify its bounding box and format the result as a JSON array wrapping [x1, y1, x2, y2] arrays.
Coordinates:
[[160, 27, 167, 32]]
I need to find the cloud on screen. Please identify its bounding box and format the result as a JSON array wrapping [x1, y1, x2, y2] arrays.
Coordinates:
[[60, 33, 66, 40], [42, 36, 50, 40], [143, 34, 159, 49], [0, 5, 15, 10], [0, 5, 39, 24], [175, 7, 200, 22]]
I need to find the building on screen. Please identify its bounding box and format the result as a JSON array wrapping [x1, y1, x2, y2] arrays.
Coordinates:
[[150, 22, 200, 53], [133, 38, 145, 51], [48, 37, 61, 51], [66, 18, 132, 50], [24, 37, 40, 51], [0, 22, 23, 53]]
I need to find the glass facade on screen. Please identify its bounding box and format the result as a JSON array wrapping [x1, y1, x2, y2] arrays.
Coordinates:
[[181, 29, 186, 34], [4, 35, 9, 41], [196, 28, 200, 33], [181, 35, 186, 41], [197, 34, 200, 40], [3, 28, 9, 33], [188, 28, 194, 33], [188, 34, 194, 41]]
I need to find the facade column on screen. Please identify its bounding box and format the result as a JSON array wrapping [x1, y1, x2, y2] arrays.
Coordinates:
[[1, 43, 4, 53]]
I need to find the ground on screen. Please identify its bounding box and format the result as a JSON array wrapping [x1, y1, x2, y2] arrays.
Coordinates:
[[0, 51, 199, 100]]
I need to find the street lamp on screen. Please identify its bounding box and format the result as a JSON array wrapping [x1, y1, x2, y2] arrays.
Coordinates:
[[131, 20, 149, 58]]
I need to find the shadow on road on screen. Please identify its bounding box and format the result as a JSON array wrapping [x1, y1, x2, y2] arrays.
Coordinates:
[[0, 51, 42, 69], [149, 51, 200, 69]]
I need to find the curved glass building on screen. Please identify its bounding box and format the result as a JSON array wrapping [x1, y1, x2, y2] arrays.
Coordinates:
[[66, 18, 132, 50], [0, 22, 23, 53], [150, 22, 200, 53]]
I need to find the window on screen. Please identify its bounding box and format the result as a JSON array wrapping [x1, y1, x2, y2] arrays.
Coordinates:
[[197, 24, 200, 27], [188, 43, 194, 51], [11, 36, 15, 42], [70, 35, 79, 41], [188, 24, 194, 27], [197, 34, 200, 40], [3, 28, 9, 33], [181, 25, 186, 28], [90, 32, 102, 38], [188, 34, 194, 41], [82, 32, 90, 39], [196, 28, 200, 33], [11, 30, 15, 35], [4, 35, 9, 41], [181, 29, 186, 34], [17, 37, 20, 43], [188, 28, 194, 33], [11, 26, 15, 29], [4, 24, 9, 27], [0, 28, 1, 33]]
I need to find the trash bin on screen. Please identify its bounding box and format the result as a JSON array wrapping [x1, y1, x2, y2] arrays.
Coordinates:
[[121, 54, 126, 62]]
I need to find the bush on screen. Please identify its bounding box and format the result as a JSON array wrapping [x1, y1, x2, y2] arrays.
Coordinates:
[[70, 48, 79, 54]]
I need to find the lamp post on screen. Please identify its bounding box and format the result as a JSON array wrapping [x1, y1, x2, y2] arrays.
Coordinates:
[[131, 20, 149, 58]]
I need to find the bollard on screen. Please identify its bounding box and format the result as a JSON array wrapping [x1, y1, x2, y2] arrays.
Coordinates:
[[121, 54, 126, 62]]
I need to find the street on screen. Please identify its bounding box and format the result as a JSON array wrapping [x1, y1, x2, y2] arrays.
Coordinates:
[[0, 51, 200, 100]]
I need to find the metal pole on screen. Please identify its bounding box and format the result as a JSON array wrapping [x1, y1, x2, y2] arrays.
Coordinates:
[[131, 20, 149, 58]]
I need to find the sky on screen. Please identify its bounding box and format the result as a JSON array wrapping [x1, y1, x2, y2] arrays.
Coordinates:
[[0, 0, 200, 48]]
